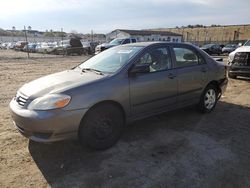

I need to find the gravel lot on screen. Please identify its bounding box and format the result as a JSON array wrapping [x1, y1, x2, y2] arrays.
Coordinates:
[[0, 50, 250, 188]]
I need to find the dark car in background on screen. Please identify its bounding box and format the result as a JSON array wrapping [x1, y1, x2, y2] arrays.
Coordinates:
[[95, 37, 137, 54], [51, 38, 84, 55], [222, 43, 238, 54], [9, 42, 228, 150], [201, 44, 222, 55]]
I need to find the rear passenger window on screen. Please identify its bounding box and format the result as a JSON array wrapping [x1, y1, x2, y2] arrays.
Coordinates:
[[131, 39, 136, 43], [173, 47, 199, 68]]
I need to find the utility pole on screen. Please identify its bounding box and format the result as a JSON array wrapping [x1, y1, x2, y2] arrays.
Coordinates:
[[61, 28, 64, 42], [91, 29, 93, 42], [24, 26, 30, 58]]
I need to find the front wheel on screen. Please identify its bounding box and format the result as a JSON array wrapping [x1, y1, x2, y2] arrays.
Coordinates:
[[78, 104, 125, 150], [198, 85, 218, 113]]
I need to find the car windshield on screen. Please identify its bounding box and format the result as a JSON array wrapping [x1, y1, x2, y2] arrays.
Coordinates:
[[202, 44, 214, 48], [109, 38, 124, 45], [78, 46, 142, 73], [244, 40, 250, 46]]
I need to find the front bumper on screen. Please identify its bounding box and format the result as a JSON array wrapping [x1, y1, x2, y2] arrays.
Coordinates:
[[229, 67, 250, 77], [9, 99, 88, 142]]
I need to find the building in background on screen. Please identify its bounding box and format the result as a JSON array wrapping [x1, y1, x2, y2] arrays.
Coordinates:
[[106, 29, 182, 42]]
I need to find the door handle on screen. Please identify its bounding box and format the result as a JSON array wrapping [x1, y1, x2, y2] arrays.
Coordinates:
[[168, 73, 176, 79]]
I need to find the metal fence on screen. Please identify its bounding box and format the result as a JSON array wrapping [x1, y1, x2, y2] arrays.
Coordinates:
[[184, 39, 247, 47]]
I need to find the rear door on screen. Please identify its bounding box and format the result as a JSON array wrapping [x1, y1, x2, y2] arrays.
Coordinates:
[[171, 45, 208, 106], [129, 45, 178, 116]]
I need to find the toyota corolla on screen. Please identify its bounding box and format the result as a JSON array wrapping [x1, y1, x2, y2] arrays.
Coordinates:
[[9, 42, 228, 150]]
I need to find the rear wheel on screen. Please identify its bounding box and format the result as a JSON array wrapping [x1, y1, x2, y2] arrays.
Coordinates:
[[198, 84, 218, 113], [78, 104, 125, 150]]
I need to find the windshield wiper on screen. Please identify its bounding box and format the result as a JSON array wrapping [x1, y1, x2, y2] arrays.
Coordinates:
[[82, 68, 103, 75]]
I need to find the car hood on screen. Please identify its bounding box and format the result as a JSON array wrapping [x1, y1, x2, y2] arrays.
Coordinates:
[[18, 69, 106, 98], [234, 46, 250, 53], [222, 47, 234, 50], [229, 46, 250, 57]]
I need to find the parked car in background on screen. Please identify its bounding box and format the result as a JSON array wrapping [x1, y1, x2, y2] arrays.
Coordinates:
[[201, 44, 222, 55], [222, 43, 238, 54], [95, 37, 137, 54], [0, 42, 8, 49], [81, 41, 100, 55], [36, 42, 54, 54], [14, 41, 28, 51], [228, 40, 250, 79], [51, 38, 84, 55], [9, 42, 228, 150], [81, 41, 92, 55], [23, 43, 37, 53], [7, 42, 16, 49]]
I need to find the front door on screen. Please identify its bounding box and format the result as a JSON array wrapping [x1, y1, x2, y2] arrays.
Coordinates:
[[129, 45, 178, 116]]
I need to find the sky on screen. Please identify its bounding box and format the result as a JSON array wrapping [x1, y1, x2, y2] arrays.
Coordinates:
[[0, 0, 249, 34]]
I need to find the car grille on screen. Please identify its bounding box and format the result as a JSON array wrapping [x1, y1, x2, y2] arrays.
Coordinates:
[[233, 52, 250, 67], [15, 92, 28, 107]]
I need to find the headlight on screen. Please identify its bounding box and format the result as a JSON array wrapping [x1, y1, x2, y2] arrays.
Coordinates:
[[28, 94, 71, 110]]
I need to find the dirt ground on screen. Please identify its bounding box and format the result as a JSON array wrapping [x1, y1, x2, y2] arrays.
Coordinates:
[[0, 50, 250, 188]]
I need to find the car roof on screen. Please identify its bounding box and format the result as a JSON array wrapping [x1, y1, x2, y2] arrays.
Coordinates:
[[123, 41, 185, 47]]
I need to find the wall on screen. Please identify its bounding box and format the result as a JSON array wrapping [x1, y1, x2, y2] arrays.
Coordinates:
[[154, 24, 250, 45]]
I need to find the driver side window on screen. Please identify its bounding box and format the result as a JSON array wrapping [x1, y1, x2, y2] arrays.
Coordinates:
[[137, 47, 171, 72]]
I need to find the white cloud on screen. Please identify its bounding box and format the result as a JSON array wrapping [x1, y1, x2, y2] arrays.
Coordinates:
[[0, 0, 90, 18]]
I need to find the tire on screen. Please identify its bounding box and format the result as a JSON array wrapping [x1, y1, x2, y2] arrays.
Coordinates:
[[228, 73, 237, 79], [198, 84, 218, 113], [78, 104, 125, 150]]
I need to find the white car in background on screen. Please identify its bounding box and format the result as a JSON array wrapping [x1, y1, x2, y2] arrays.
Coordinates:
[[36, 42, 54, 54], [228, 40, 250, 64], [228, 40, 250, 78]]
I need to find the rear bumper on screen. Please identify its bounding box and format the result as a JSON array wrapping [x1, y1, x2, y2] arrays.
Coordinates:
[[219, 78, 228, 96], [9, 98, 88, 142]]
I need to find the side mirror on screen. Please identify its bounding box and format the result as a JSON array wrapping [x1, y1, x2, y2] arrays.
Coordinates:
[[129, 64, 150, 75]]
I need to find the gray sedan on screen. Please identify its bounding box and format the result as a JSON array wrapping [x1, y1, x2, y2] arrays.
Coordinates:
[[9, 42, 228, 150]]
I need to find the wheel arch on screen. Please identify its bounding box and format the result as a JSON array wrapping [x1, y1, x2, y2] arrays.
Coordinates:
[[205, 80, 222, 97], [79, 100, 126, 128]]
